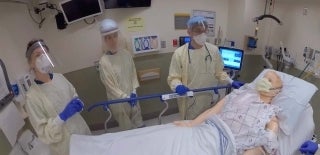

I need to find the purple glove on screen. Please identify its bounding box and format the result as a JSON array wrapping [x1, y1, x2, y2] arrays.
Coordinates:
[[231, 80, 244, 89], [300, 140, 318, 155], [59, 97, 84, 121], [175, 85, 189, 95]]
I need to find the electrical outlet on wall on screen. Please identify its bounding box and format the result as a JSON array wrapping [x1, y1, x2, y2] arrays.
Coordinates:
[[161, 41, 166, 48], [303, 8, 308, 16]]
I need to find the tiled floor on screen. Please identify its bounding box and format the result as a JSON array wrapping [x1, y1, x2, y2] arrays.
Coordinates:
[[92, 113, 180, 135]]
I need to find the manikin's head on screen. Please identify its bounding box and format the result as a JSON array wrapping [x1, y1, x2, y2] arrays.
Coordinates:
[[256, 71, 283, 98]]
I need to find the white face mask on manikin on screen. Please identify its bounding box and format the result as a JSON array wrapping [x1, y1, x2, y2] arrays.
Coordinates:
[[193, 33, 207, 46], [35, 54, 53, 74]]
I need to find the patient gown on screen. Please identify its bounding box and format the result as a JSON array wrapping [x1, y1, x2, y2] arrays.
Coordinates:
[[218, 87, 281, 154]]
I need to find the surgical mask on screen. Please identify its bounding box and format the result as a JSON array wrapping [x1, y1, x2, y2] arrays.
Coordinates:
[[193, 33, 207, 46], [35, 54, 53, 74], [255, 78, 281, 96]]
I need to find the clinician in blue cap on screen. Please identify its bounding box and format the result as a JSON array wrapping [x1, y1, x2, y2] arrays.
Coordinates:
[[167, 16, 244, 120]]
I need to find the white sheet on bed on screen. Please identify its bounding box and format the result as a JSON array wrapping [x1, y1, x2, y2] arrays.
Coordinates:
[[70, 116, 236, 155]]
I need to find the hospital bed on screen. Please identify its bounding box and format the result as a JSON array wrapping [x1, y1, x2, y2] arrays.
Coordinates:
[[71, 69, 318, 155]]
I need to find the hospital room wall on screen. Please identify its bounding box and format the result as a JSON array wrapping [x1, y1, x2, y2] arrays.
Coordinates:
[[39, 0, 231, 128], [40, 0, 230, 74], [226, 0, 271, 54], [0, 3, 43, 81], [228, 0, 320, 71], [271, 0, 320, 71]]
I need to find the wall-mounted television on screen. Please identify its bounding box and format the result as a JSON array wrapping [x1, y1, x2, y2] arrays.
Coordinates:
[[219, 46, 244, 71], [104, 0, 151, 9], [59, 0, 103, 24]]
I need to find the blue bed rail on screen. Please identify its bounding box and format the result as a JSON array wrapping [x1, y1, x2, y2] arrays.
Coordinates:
[[87, 85, 231, 112], [87, 85, 231, 131]]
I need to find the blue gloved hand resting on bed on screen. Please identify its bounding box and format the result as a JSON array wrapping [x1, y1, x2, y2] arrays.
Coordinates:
[[59, 97, 84, 121], [231, 80, 244, 89], [128, 93, 138, 107], [299, 140, 318, 155], [175, 85, 189, 95]]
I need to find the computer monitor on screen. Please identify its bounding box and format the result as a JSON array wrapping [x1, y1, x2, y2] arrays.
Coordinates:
[[179, 36, 191, 46], [219, 46, 244, 70], [59, 0, 103, 24]]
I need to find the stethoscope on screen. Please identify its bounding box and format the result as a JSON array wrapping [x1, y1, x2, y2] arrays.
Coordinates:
[[187, 43, 213, 64]]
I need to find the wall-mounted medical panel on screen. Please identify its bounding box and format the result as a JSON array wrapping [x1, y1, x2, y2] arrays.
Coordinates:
[[132, 34, 160, 54]]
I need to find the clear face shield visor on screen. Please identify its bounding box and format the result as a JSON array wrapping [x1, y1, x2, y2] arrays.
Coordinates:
[[27, 41, 55, 74], [102, 31, 126, 53]]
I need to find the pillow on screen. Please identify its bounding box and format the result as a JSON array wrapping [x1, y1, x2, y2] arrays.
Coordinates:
[[247, 69, 318, 135]]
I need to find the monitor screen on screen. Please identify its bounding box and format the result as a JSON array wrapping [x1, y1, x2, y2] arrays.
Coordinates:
[[219, 47, 244, 70], [104, 0, 151, 9], [179, 36, 191, 46], [60, 0, 103, 24]]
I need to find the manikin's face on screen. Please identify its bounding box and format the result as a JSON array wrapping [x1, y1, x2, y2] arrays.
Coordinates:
[[259, 71, 283, 97]]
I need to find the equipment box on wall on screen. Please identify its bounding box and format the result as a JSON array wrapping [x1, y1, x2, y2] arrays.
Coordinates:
[[132, 34, 160, 54]]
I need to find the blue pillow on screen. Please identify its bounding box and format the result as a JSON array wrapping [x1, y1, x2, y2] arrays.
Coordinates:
[[248, 69, 318, 135]]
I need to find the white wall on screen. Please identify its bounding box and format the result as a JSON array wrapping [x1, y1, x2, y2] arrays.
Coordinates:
[[0, 3, 44, 81], [35, 0, 230, 73], [239, 0, 320, 70], [2, 0, 318, 77], [227, 0, 295, 56], [227, 0, 268, 54], [281, 0, 320, 70], [226, 0, 245, 50]]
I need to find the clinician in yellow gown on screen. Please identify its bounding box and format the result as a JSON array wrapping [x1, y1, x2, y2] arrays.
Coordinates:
[[99, 19, 144, 130], [24, 39, 91, 155], [168, 16, 244, 120]]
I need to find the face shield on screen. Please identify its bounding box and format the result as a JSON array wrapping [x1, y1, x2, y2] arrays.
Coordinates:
[[26, 41, 55, 74], [101, 32, 127, 54]]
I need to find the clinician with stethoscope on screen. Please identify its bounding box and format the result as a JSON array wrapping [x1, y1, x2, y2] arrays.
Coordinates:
[[168, 16, 244, 120]]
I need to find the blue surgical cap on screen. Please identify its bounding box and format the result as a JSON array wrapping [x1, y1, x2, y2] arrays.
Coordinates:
[[187, 16, 208, 29]]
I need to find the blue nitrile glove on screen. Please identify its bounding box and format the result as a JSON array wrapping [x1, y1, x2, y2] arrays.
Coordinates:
[[231, 81, 244, 89], [175, 85, 189, 95], [128, 93, 137, 107], [300, 140, 318, 155], [59, 97, 84, 121]]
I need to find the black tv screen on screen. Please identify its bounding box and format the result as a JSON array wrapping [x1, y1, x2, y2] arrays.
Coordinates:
[[60, 0, 103, 24], [104, 0, 151, 9]]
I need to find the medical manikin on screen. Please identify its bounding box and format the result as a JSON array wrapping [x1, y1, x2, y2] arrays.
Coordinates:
[[24, 39, 91, 155], [175, 71, 282, 155], [98, 19, 144, 130]]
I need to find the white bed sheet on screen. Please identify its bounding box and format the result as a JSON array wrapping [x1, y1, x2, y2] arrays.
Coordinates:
[[70, 116, 236, 155], [278, 104, 314, 155]]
